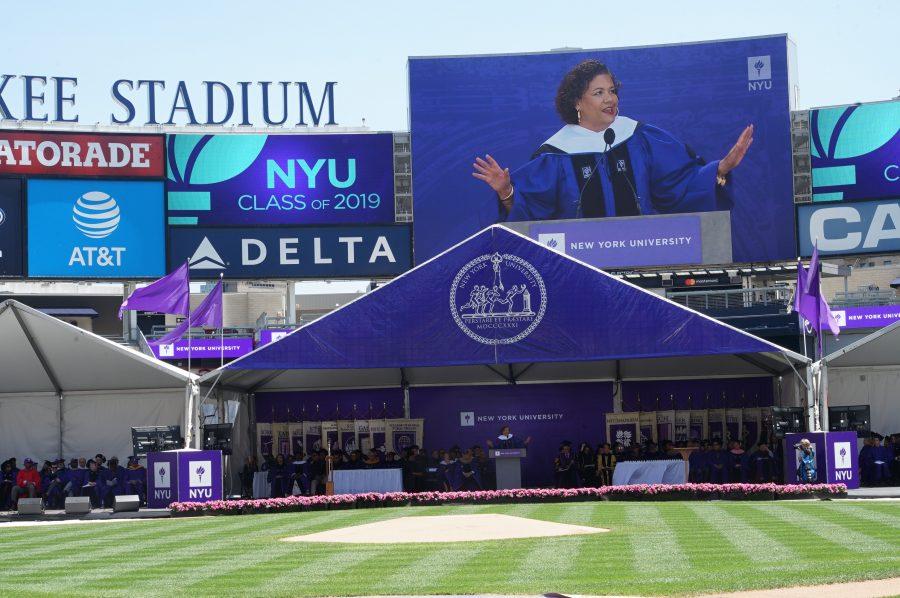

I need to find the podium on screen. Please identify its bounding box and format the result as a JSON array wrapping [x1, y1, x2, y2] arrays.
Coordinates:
[[147, 449, 224, 508], [490, 448, 527, 490], [783, 432, 859, 489]]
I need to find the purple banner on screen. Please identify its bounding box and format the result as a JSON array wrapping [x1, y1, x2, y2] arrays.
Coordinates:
[[150, 337, 254, 360], [166, 133, 395, 226], [832, 305, 900, 330], [530, 216, 702, 268], [147, 452, 178, 509], [258, 329, 294, 347], [411, 382, 613, 487], [177, 450, 224, 503]]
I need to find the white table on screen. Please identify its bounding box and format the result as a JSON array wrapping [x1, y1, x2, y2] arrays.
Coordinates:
[[252, 471, 270, 498], [612, 460, 686, 485], [333, 469, 403, 495]]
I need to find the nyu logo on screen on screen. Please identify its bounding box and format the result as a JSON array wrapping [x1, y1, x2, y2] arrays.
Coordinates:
[[747, 55, 772, 90], [450, 252, 547, 345], [537, 233, 566, 254], [158, 344, 175, 358], [189, 460, 212, 488], [154, 463, 170, 488], [833, 442, 852, 470], [27, 179, 165, 278], [460, 411, 475, 427]]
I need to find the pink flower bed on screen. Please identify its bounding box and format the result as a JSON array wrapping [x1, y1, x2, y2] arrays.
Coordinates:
[[169, 483, 846, 515]]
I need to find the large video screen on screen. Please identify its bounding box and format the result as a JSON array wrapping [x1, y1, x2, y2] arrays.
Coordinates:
[[409, 35, 795, 267], [810, 100, 900, 202]]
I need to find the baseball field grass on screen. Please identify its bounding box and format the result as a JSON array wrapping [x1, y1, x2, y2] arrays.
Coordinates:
[[0, 500, 897, 597]]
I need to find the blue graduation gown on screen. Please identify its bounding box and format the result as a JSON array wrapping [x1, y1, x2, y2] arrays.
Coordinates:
[[503, 118, 731, 222], [99, 466, 126, 502], [125, 467, 147, 502], [442, 460, 463, 491]]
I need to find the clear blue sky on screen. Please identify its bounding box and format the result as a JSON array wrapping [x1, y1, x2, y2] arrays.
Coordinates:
[[2, 0, 897, 131]]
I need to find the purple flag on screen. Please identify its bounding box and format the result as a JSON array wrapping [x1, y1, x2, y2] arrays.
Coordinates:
[[119, 262, 190, 319], [150, 281, 223, 347], [795, 247, 839, 337]]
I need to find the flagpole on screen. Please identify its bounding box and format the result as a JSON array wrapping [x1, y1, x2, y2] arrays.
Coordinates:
[[219, 273, 225, 370]]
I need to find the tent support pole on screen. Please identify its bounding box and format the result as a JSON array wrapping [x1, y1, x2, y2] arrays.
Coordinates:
[[400, 368, 410, 418], [613, 360, 623, 413], [57, 392, 63, 460]]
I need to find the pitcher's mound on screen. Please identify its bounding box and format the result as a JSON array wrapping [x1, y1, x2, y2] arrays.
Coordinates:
[[281, 513, 609, 544]]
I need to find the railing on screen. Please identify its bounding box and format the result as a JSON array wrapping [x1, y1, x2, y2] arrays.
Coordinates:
[[667, 286, 793, 312], [146, 324, 256, 340], [831, 288, 897, 307]]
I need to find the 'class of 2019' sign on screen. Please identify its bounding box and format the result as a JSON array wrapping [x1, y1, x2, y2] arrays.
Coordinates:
[[165, 133, 395, 226]]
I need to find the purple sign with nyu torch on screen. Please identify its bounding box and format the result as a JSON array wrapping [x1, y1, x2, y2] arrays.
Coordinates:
[[832, 305, 900, 330], [530, 215, 702, 268], [150, 337, 254, 360], [177, 450, 224, 503], [147, 452, 178, 509]]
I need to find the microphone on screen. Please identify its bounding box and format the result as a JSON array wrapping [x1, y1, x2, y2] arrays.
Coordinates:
[[603, 128, 616, 147], [604, 127, 642, 214]]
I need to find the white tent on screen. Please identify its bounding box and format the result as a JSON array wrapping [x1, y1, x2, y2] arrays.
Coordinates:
[[0, 300, 196, 463], [823, 320, 900, 434]]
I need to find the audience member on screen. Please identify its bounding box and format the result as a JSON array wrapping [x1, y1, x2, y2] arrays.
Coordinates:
[[11, 458, 41, 506], [554, 441, 578, 488], [576, 442, 596, 486], [596, 443, 616, 486]]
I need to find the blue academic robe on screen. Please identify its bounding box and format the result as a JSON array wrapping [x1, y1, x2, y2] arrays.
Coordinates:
[[99, 466, 126, 504], [503, 118, 731, 222], [125, 467, 147, 503], [707, 451, 729, 483], [63, 467, 85, 496], [442, 460, 463, 491], [688, 450, 708, 483], [267, 463, 292, 497]]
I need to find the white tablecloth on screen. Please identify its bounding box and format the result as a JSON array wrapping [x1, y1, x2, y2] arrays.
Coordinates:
[[252, 471, 270, 498], [612, 460, 686, 485], [333, 469, 403, 495]]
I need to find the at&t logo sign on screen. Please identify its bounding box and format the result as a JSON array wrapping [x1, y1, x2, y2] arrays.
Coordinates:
[[69, 190, 126, 267], [450, 252, 547, 345]]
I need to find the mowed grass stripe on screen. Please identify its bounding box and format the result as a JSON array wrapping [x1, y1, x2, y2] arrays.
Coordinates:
[[688, 503, 795, 562], [67, 513, 343, 596], [825, 502, 900, 528], [625, 504, 689, 575], [803, 503, 900, 543], [749, 503, 885, 553], [181, 510, 398, 595], [725, 503, 853, 559], [0, 518, 216, 572], [660, 503, 747, 572]]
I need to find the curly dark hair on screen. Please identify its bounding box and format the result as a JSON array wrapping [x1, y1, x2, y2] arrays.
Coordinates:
[[555, 59, 621, 124]]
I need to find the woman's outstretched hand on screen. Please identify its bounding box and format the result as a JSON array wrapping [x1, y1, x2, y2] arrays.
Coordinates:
[[473, 154, 512, 198], [718, 124, 754, 177]]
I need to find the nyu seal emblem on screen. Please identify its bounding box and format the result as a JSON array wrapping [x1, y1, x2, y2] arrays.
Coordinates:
[[450, 252, 547, 345]]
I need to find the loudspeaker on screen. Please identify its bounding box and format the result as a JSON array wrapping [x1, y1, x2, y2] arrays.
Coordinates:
[[17, 498, 43, 514], [113, 495, 140, 512], [64, 496, 92, 515]]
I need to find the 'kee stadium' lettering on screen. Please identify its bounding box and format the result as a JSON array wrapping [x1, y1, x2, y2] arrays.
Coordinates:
[[0, 75, 337, 126]]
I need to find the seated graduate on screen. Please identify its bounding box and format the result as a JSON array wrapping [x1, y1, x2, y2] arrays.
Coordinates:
[[363, 449, 382, 469], [707, 440, 729, 483], [661, 440, 683, 460], [458, 448, 482, 491], [596, 443, 616, 486], [94, 454, 108, 470], [576, 442, 596, 486], [727, 441, 747, 483], [748, 442, 775, 483], [486, 425, 531, 450], [11, 458, 41, 506], [644, 441, 660, 460], [82, 459, 101, 508], [688, 441, 708, 483], [99, 457, 126, 508], [291, 452, 309, 496], [43, 461, 67, 509], [440, 449, 463, 492], [0, 460, 17, 510], [125, 456, 147, 505], [473, 59, 752, 222], [402, 446, 427, 493], [62, 458, 85, 499], [554, 441, 579, 488], [343, 450, 364, 470], [239, 455, 258, 499], [268, 454, 292, 498]]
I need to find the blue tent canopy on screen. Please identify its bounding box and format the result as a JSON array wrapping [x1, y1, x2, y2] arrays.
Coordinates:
[[200, 226, 808, 392]]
